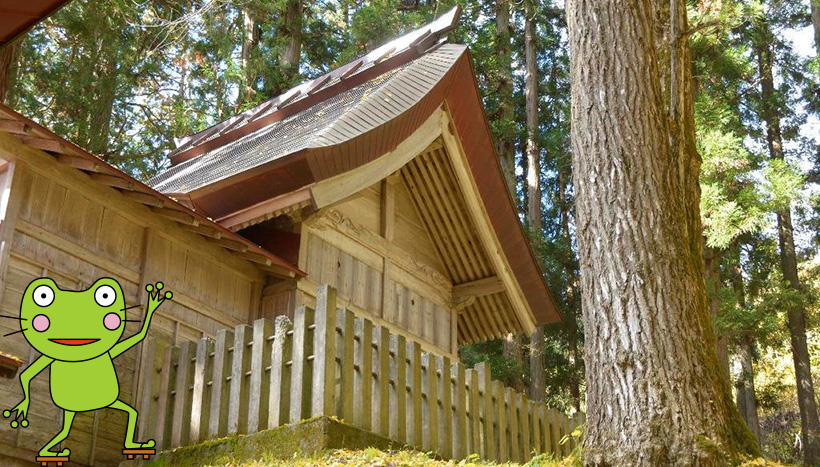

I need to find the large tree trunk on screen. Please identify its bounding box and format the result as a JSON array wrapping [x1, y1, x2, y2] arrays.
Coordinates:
[[704, 245, 731, 383], [566, 0, 758, 463], [755, 17, 820, 464], [239, 6, 260, 105], [0, 40, 20, 104], [278, 0, 303, 89], [494, 0, 516, 197], [523, 0, 545, 402], [729, 248, 761, 443]]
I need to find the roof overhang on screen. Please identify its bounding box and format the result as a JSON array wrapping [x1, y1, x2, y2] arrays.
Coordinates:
[[0, 0, 71, 46], [184, 48, 561, 328]]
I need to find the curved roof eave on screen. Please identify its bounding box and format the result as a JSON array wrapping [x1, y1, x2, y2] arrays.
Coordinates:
[[187, 47, 562, 327]]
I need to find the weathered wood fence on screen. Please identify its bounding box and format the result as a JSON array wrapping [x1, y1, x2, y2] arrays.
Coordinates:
[[138, 285, 583, 463]]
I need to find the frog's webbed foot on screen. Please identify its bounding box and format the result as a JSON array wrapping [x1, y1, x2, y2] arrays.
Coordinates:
[[38, 448, 70, 457], [124, 439, 155, 449]]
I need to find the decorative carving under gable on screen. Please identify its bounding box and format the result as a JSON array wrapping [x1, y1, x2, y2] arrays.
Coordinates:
[[306, 208, 452, 294]]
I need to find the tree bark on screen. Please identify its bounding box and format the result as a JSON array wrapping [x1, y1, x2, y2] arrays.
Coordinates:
[[278, 0, 303, 88], [502, 333, 525, 392], [566, 0, 758, 463], [729, 248, 761, 443], [704, 245, 731, 383], [240, 6, 260, 105], [0, 40, 20, 104], [523, 0, 546, 402], [494, 0, 516, 197], [755, 17, 820, 464]]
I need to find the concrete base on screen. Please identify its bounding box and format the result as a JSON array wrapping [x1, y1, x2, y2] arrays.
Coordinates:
[[139, 417, 401, 466]]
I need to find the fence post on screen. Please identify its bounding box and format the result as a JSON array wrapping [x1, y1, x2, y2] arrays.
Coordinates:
[[408, 340, 423, 448], [547, 408, 560, 456], [247, 318, 273, 433], [531, 401, 541, 456], [438, 356, 452, 459], [389, 334, 407, 443], [268, 315, 292, 429], [190, 337, 214, 442], [228, 324, 252, 435], [453, 362, 467, 460], [290, 306, 314, 423], [138, 337, 159, 440], [375, 326, 390, 437], [171, 340, 195, 447], [338, 308, 355, 422], [425, 353, 439, 453], [495, 381, 507, 462], [476, 362, 494, 460], [312, 285, 337, 418], [154, 345, 179, 450], [563, 412, 572, 453], [353, 317, 373, 431], [520, 394, 531, 461], [139, 337, 166, 438], [508, 388, 519, 462], [540, 405, 551, 454], [208, 328, 234, 438]]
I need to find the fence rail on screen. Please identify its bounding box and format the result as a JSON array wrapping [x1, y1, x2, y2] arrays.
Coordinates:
[[139, 285, 583, 463]]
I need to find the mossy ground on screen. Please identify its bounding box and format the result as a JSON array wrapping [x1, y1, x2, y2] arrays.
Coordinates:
[[143, 417, 785, 466], [198, 447, 577, 466]]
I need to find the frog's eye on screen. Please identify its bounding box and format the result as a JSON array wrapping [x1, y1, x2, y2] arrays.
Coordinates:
[[94, 285, 117, 307], [33, 285, 54, 307]]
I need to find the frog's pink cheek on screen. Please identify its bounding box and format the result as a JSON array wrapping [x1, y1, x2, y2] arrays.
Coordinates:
[[32, 314, 49, 332], [103, 313, 121, 330]]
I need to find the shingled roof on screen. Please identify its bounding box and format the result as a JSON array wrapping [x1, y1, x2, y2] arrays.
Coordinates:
[[150, 46, 461, 194], [150, 6, 461, 193], [149, 6, 562, 333]]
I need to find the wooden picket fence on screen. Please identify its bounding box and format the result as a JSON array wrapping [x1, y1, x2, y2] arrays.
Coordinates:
[[138, 284, 583, 463]]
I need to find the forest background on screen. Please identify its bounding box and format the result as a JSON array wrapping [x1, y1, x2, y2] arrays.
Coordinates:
[[0, 0, 817, 463]]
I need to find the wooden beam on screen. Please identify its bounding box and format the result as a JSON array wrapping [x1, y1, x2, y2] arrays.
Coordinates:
[[440, 110, 537, 333], [238, 251, 273, 267], [58, 154, 106, 172], [0, 119, 31, 135], [184, 224, 223, 239], [16, 135, 70, 154], [217, 187, 312, 230], [121, 190, 164, 208], [214, 237, 249, 253], [310, 108, 443, 208], [380, 176, 396, 318], [90, 173, 136, 190], [152, 207, 199, 226]]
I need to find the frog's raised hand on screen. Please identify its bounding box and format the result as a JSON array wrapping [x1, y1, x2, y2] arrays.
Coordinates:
[[109, 281, 172, 359]]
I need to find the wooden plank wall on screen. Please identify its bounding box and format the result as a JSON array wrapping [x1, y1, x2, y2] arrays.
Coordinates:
[[152, 285, 584, 463], [295, 180, 455, 356], [0, 157, 265, 465]]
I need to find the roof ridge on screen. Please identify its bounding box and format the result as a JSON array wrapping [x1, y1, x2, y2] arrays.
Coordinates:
[[167, 6, 460, 164]]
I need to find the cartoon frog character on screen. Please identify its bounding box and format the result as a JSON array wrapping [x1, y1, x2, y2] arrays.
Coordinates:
[[2, 277, 171, 462]]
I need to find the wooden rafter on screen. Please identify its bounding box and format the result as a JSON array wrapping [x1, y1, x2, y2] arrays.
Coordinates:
[[453, 276, 505, 300]]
